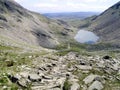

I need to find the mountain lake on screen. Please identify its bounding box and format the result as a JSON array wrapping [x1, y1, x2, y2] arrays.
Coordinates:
[[74, 30, 99, 44]]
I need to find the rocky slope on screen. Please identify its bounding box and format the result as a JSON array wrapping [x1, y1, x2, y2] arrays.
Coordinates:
[[3, 51, 120, 90], [0, 1, 120, 90], [0, 42, 120, 90], [88, 1, 120, 45], [0, 0, 76, 49]]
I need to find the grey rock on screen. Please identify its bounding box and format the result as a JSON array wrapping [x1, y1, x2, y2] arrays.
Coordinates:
[[77, 65, 92, 70], [28, 74, 41, 82], [88, 81, 104, 90], [104, 67, 117, 74], [83, 74, 99, 84], [111, 63, 119, 71], [38, 72, 44, 77], [66, 52, 77, 60], [42, 75, 53, 80], [17, 79, 27, 87], [20, 72, 29, 78], [70, 83, 80, 90], [47, 88, 61, 90], [14, 74, 21, 80], [116, 76, 120, 81], [56, 78, 66, 89], [67, 67, 74, 72], [79, 60, 86, 65]]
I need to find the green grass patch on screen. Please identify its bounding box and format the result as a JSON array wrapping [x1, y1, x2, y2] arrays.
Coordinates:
[[55, 42, 91, 56], [0, 73, 18, 90], [63, 78, 71, 90], [0, 45, 15, 50]]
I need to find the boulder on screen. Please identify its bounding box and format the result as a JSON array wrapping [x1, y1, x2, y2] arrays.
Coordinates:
[[66, 52, 77, 60], [56, 78, 66, 89], [28, 74, 41, 82], [116, 76, 120, 81], [83, 74, 99, 84], [20, 72, 29, 78], [67, 66, 75, 72], [14, 74, 21, 80], [79, 60, 86, 65], [77, 65, 92, 70], [88, 81, 104, 90], [70, 83, 80, 90], [17, 79, 27, 88]]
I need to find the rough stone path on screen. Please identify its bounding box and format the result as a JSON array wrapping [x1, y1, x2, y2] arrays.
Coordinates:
[[8, 52, 120, 90]]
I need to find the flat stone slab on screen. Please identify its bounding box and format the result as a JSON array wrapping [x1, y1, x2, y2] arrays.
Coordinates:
[[20, 72, 29, 78], [28, 74, 41, 82], [88, 81, 104, 90], [77, 65, 92, 70], [83, 74, 99, 84], [17, 79, 27, 88]]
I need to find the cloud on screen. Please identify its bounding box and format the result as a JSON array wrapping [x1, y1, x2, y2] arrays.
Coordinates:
[[14, 0, 119, 13], [15, 0, 29, 1], [34, 3, 58, 8], [66, 2, 87, 7]]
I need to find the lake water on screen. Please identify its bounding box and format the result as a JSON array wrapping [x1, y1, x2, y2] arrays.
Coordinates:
[[74, 30, 99, 44]]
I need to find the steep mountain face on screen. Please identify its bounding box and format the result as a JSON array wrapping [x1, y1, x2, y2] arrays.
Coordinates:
[[89, 1, 120, 45], [0, 0, 75, 49]]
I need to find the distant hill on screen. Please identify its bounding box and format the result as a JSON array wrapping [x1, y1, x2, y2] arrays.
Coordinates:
[[88, 1, 120, 46], [43, 12, 99, 20], [43, 12, 99, 28], [0, 0, 76, 49]]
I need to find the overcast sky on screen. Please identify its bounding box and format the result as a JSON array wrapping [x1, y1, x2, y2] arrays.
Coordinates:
[[15, 0, 119, 13]]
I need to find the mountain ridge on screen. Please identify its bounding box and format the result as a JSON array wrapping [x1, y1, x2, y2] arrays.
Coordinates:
[[88, 1, 120, 46]]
